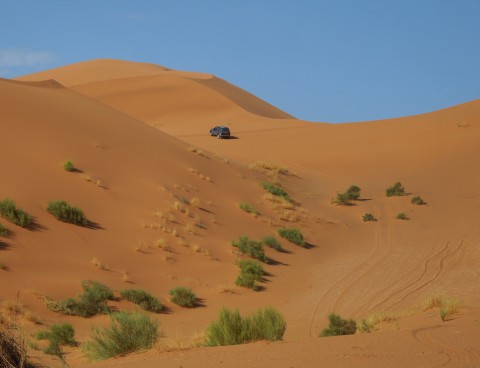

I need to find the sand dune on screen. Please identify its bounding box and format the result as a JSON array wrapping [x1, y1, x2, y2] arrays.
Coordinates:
[[2, 60, 480, 367]]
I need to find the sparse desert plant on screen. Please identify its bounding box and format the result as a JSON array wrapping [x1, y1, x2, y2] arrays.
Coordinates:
[[90, 257, 108, 270], [362, 213, 377, 222], [83, 310, 159, 360], [396, 212, 408, 220], [232, 236, 268, 263], [63, 160, 75, 172], [120, 289, 163, 313], [333, 192, 353, 206], [261, 182, 291, 201], [386, 182, 406, 197], [345, 185, 361, 200], [421, 294, 459, 321], [277, 227, 305, 247], [320, 313, 357, 337], [0, 222, 9, 237], [47, 200, 88, 225], [235, 259, 265, 291], [190, 196, 201, 207], [35, 323, 76, 355], [0, 198, 32, 228], [356, 312, 397, 333], [261, 235, 283, 251], [169, 287, 196, 308], [239, 203, 259, 215], [204, 307, 286, 346], [0, 329, 37, 368], [411, 196, 426, 205]]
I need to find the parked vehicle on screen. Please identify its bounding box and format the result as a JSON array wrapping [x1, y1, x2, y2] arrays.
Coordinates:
[[209, 125, 231, 139]]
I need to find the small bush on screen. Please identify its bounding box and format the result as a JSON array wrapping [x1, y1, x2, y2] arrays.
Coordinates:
[[0, 198, 32, 228], [261, 235, 283, 251], [120, 289, 162, 313], [236, 259, 264, 290], [261, 182, 290, 201], [0, 329, 37, 368], [47, 200, 88, 225], [232, 236, 268, 263], [169, 287, 196, 308], [333, 192, 353, 206], [320, 313, 357, 336], [362, 213, 377, 222], [239, 203, 259, 215], [83, 310, 158, 360], [277, 228, 305, 247], [0, 222, 9, 237], [396, 212, 408, 220], [386, 182, 406, 197], [36, 323, 75, 355], [346, 185, 361, 200], [411, 196, 426, 205], [204, 307, 286, 346], [63, 160, 75, 172]]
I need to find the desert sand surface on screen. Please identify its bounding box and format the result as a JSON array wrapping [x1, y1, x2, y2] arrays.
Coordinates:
[[1, 59, 478, 367]]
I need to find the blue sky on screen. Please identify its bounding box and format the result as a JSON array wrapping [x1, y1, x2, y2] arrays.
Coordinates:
[[1, 0, 479, 122]]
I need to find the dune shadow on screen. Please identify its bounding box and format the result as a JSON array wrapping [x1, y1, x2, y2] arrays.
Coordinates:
[[254, 285, 267, 292], [267, 258, 289, 266], [83, 220, 104, 230], [277, 248, 292, 254], [199, 207, 214, 214], [71, 168, 84, 174], [194, 297, 207, 308], [0, 242, 10, 251], [226, 136, 239, 140], [28, 219, 48, 232], [303, 242, 316, 249], [357, 198, 372, 202], [159, 305, 174, 315]]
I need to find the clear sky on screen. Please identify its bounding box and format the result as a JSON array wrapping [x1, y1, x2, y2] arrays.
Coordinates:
[[1, 0, 479, 122]]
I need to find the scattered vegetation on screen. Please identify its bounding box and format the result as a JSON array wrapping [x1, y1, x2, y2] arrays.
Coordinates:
[[35, 323, 76, 355], [320, 313, 357, 337], [386, 182, 406, 197], [261, 182, 291, 201], [232, 236, 268, 263], [0, 223, 9, 237], [277, 228, 305, 247], [0, 198, 32, 228], [235, 259, 265, 291], [411, 196, 426, 205], [169, 287, 196, 308], [204, 307, 286, 346], [47, 200, 88, 225], [63, 160, 75, 172], [421, 294, 460, 322], [0, 329, 37, 368], [120, 289, 163, 313], [345, 185, 361, 200], [362, 213, 377, 222], [239, 203, 259, 215], [333, 185, 361, 205], [396, 212, 408, 220], [83, 310, 159, 360], [250, 161, 289, 177], [357, 312, 397, 333], [261, 235, 283, 251]]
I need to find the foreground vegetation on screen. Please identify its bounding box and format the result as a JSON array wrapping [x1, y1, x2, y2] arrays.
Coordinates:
[[235, 259, 265, 291], [47, 200, 88, 225], [320, 313, 357, 336], [0, 198, 32, 228], [232, 236, 268, 263], [278, 227, 305, 247], [120, 289, 163, 313]]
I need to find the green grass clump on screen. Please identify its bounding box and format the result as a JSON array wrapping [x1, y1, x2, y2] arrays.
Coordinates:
[[120, 289, 163, 313], [47, 280, 114, 317], [47, 200, 88, 225], [83, 310, 159, 360], [169, 287, 196, 308], [235, 259, 265, 291], [36, 323, 76, 356], [63, 160, 75, 172], [396, 212, 408, 220], [0, 222, 9, 237], [411, 196, 426, 205], [333, 185, 361, 205], [261, 182, 291, 201], [320, 313, 357, 336], [0, 198, 32, 228], [239, 203, 259, 215], [204, 307, 286, 346], [386, 182, 406, 197], [277, 228, 305, 247], [261, 235, 283, 251], [362, 213, 377, 222], [345, 185, 361, 200], [232, 236, 268, 263]]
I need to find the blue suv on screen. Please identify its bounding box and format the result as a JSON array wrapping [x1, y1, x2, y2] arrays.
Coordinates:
[[209, 125, 231, 139]]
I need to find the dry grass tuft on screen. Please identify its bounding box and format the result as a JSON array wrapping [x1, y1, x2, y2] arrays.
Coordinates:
[[188, 147, 209, 158], [357, 311, 398, 333], [190, 197, 200, 208], [184, 223, 195, 234], [91, 257, 108, 270], [81, 174, 104, 188]]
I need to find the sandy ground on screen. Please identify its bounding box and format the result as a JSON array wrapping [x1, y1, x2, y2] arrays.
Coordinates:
[[1, 59, 478, 367]]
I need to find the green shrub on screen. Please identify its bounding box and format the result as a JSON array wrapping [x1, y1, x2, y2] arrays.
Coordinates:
[[235, 259, 264, 290], [333, 192, 353, 206], [47, 200, 88, 225], [345, 185, 361, 200], [277, 228, 305, 247], [396, 212, 408, 220], [120, 289, 162, 313], [36, 323, 75, 355], [232, 236, 268, 263], [239, 203, 259, 215], [83, 310, 158, 360], [204, 307, 286, 346], [63, 160, 75, 172], [320, 313, 357, 336], [411, 196, 426, 205], [0, 198, 32, 228], [0, 222, 9, 237], [169, 287, 196, 308], [261, 182, 290, 201], [386, 182, 406, 197], [261, 235, 283, 251], [362, 213, 376, 222]]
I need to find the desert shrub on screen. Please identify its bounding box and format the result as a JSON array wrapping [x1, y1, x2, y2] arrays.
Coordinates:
[[261, 182, 290, 201], [0, 222, 8, 237], [232, 236, 268, 263], [120, 289, 162, 313], [239, 203, 259, 215], [235, 259, 264, 290], [83, 310, 158, 360], [333, 192, 353, 206], [63, 160, 75, 172], [362, 213, 376, 222], [411, 196, 426, 205], [277, 228, 305, 247], [345, 185, 361, 200], [35, 323, 75, 355], [204, 307, 286, 346], [261, 235, 283, 251], [0, 329, 37, 368], [386, 182, 406, 197], [396, 212, 408, 220], [0, 198, 32, 228], [47, 200, 88, 225], [421, 294, 459, 321], [169, 287, 196, 308], [320, 313, 357, 336]]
